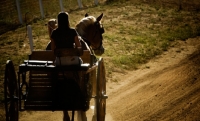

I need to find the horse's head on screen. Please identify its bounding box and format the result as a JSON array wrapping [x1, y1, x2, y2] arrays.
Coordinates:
[[76, 13, 105, 56]]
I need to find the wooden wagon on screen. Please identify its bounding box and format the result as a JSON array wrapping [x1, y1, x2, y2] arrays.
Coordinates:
[[4, 49, 107, 121]]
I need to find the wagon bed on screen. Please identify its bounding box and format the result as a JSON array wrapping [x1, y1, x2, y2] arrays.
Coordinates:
[[19, 62, 90, 111]]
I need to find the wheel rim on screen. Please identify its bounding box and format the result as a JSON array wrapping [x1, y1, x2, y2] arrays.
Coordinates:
[[96, 58, 106, 121], [4, 60, 19, 121]]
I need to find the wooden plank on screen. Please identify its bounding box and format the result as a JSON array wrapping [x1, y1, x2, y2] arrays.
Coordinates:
[[29, 50, 55, 61], [81, 50, 90, 63], [86, 65, 97, 74], [24, 60, 53, 65], [25, 101, 53, 111], [27, 87, 52, 100], [19, 64, 55, 72], [30, 74, 53, 78], [29, 77, 52, 81], [29, 82, 52, 86]]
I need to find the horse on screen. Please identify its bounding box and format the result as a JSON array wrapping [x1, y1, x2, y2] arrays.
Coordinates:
[[46, 13, 105, 56]]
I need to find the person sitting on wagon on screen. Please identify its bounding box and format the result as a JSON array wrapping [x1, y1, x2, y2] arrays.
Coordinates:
[[51, 12, 83, 66], [50, 11, 83, 121]]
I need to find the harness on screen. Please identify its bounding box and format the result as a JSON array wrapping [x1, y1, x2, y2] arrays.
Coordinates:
[[79, 23, 105, 51]]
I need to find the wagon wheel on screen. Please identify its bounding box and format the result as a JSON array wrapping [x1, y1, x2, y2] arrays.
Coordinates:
[[96, 58, 107, 121], [4, 60, 19, 121]]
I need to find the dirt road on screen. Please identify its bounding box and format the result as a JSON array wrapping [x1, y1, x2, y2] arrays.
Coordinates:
[[1, 37, 200, 121], [107, 37, 200, 121]]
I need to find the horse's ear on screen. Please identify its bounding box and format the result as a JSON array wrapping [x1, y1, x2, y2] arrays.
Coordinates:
[[96, 13, 103, 22], [85, 13, 89, 17]]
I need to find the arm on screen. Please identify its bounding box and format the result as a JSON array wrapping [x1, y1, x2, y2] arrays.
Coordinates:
[[50, 30, 56, 52], [74, 36, 83, 55], [51, 38, 56, 52], [74, 36, 81, 48]]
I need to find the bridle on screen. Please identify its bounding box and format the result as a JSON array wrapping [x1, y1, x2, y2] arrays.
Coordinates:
[[88, 22, 105, 50]]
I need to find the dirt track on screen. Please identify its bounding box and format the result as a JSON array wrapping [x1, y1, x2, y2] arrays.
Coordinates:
[[107, 37, 200, 121], [1, 37, 200, 121]]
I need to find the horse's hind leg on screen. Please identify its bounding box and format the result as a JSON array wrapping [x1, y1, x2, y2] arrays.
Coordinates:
[[63, 111, 70, 121]]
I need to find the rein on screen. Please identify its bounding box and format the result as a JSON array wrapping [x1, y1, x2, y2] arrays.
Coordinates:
[[80, 34, 102, 51]]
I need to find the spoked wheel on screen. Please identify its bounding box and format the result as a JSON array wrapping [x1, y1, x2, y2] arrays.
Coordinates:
[[4, 60, 19, 121], [96, 58, 107, 121]]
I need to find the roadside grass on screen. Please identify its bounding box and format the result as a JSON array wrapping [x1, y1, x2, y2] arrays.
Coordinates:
[[101, 2, 200, 82], [0, 0, 200, 102]]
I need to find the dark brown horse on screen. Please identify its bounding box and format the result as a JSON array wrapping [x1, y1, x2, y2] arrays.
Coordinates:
[[46, 13, 105, 56]]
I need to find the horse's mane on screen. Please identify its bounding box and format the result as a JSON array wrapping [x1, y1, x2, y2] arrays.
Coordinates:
[[75, 16, 96, 36]]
